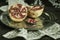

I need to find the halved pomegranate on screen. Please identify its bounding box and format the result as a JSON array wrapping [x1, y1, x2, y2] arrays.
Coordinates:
[[9, 4, 27, 22], [28, 6, 44, 18]]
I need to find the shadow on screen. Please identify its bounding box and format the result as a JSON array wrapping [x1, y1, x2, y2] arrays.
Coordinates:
[[37, 35, 55, 40]]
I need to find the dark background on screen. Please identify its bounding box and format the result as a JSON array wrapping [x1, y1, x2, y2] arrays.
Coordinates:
[[0, 0, 60, 40]]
